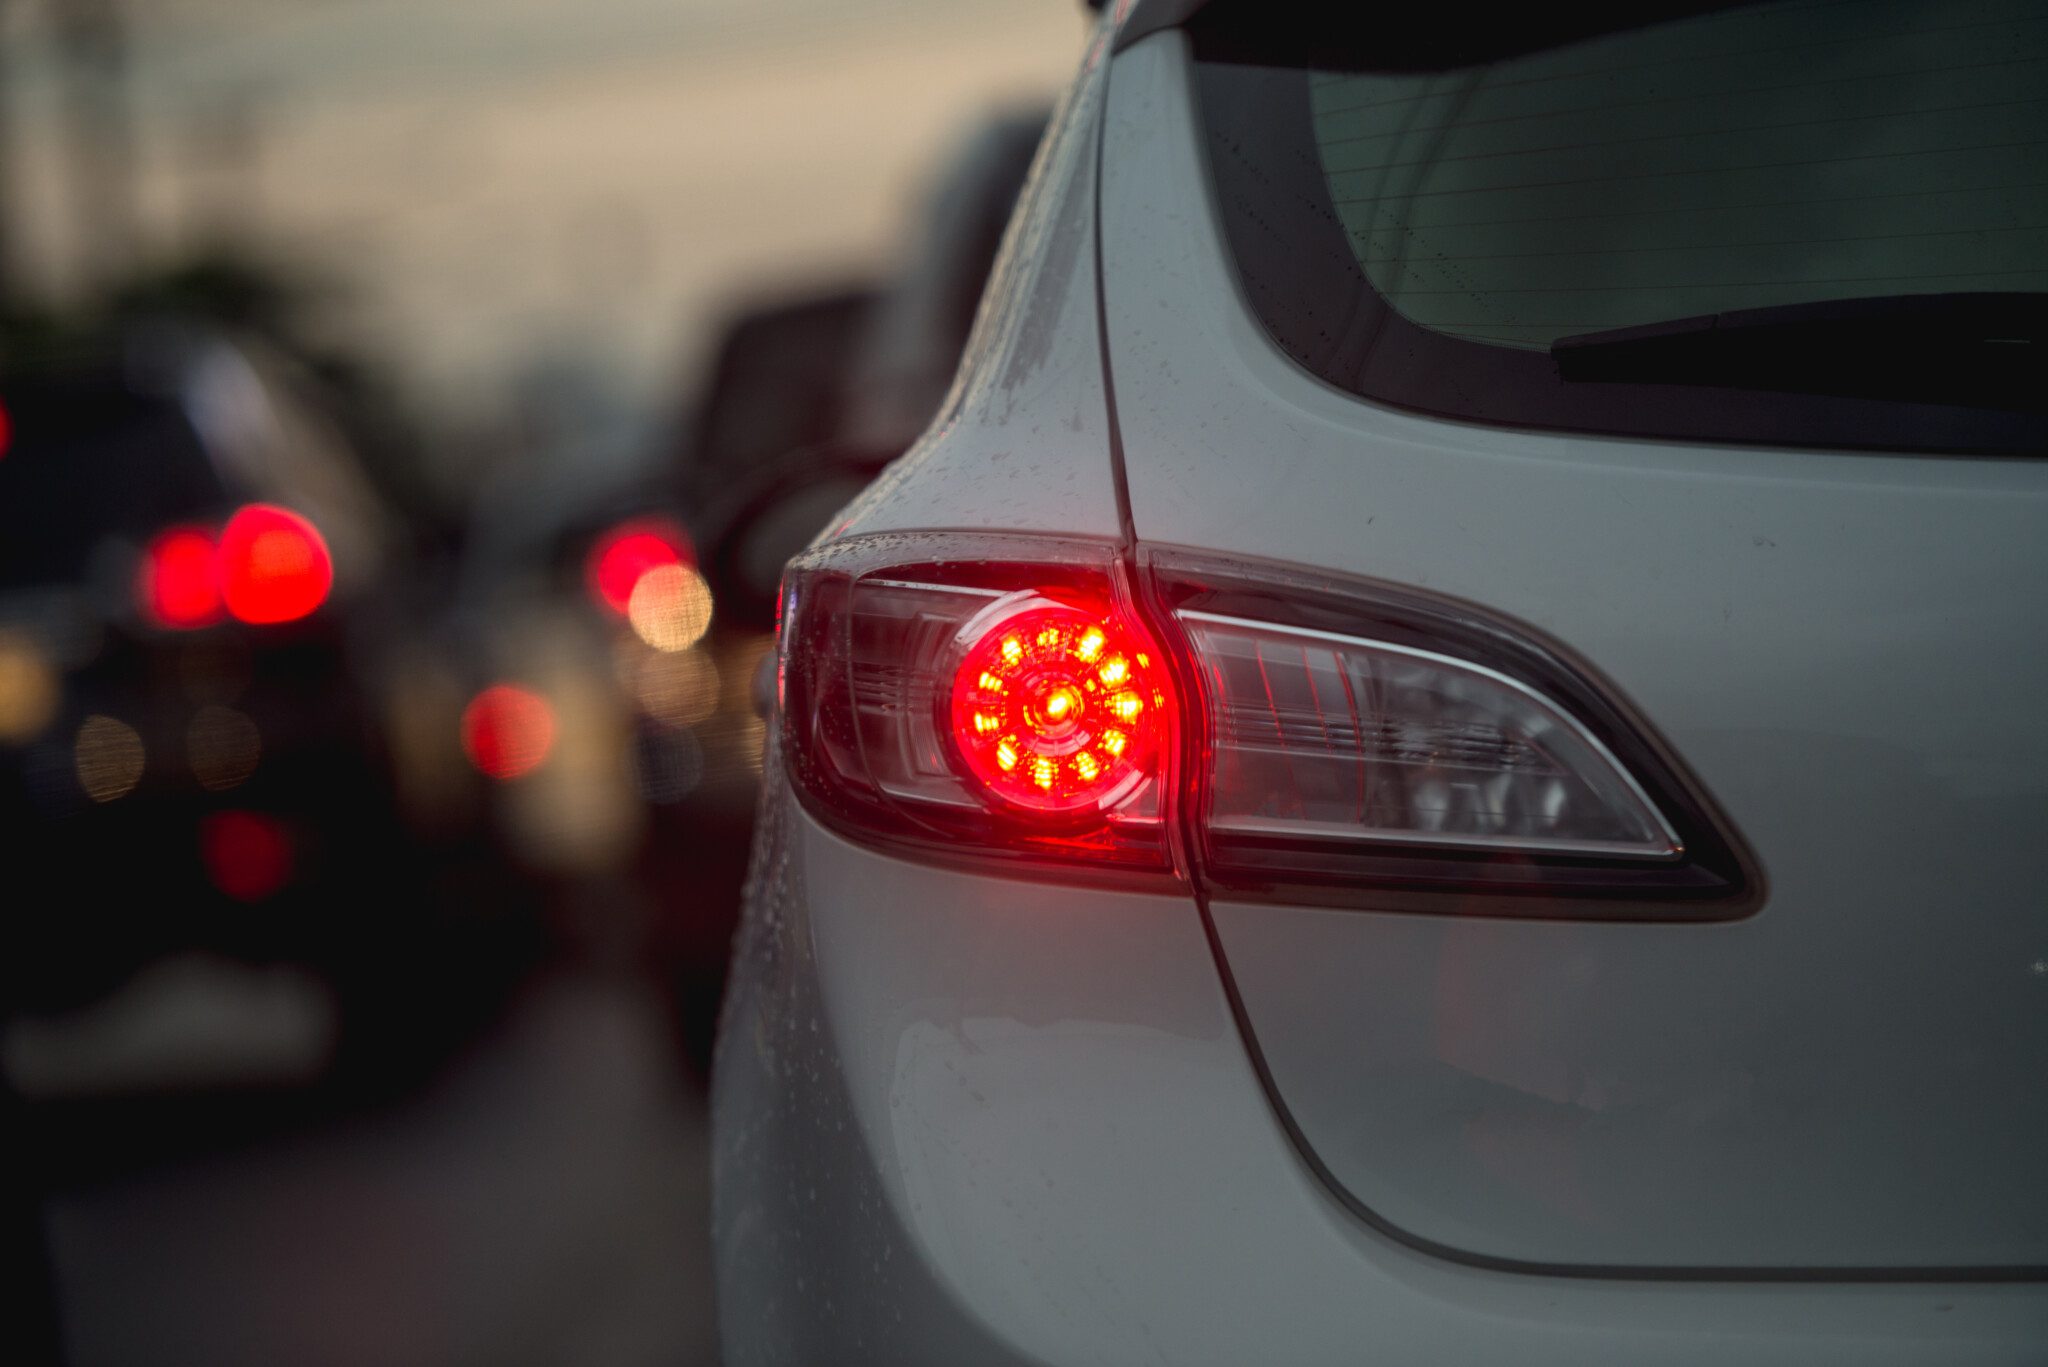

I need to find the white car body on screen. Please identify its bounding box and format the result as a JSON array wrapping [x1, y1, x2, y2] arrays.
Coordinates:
[[712, 4, 2048, 1362]]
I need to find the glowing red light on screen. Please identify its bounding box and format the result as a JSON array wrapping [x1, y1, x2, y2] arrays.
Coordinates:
[[200, 810, 294, 902], [461, 684, 557, 781], [948, 597, 1166, 814], [218, 504, 333, 626], [0, 396, 12, 459], [588, 518, 692, 616], [138, 526, 224, 629]]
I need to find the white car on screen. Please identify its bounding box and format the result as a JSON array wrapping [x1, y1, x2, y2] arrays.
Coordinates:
[[711, 2, 2048, 1362]]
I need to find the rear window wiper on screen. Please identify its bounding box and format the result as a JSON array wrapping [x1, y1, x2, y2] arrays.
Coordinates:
[[1551, 293, 2046, 414]]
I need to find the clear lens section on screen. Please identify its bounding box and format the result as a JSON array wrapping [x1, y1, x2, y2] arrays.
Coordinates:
[[1182, 612, 1681, 859]]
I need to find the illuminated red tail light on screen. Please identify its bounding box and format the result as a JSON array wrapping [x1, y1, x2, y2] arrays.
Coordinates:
[[588, 517, 693, 617], [777, 533, 1755, 911], [778, 536, 1174, 872], [218, 504, 333, 625], [139, 526, 225, 629], [948, 596, 1166, 815]]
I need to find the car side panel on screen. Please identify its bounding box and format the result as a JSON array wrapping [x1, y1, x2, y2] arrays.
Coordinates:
[[711, 783, 2048, 1364]]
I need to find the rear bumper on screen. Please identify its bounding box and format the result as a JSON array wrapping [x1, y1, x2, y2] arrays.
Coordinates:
[[711, 786, 2048, 1366]]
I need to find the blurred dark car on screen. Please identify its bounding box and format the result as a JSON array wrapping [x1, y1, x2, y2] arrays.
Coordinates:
[[379, 104, 1054, 1077], [0, 324, 492, 1095], [417, 457, 772, 1073]]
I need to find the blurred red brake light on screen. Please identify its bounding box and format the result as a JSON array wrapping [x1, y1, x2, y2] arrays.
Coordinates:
[[218, 504, 333, 625], [461, 683, 557, 781], [139, 526, 225, 629], [589, 518, 693, 616]]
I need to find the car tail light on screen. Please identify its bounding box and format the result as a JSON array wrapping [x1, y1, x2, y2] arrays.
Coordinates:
[[779, 535, 1174, 873], [588, 517, 693, 617], [139, 526, 225, 629], [218, 504, 333, 626], [948, 595, 1169, 815], [1182, 614, 1676, 858], [778, 534, 1754, 913]]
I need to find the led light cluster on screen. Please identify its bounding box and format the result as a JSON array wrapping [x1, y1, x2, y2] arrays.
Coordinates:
[[947, 596, 1166, 814]]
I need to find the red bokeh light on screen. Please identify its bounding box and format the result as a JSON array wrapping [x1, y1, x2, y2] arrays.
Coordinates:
[[138, 526, 225, 629], [218, 504, 333, 626], [200, 810, 295, 902], [461, 684, 557, 781], [948, 598, 1166, 814], [588, 518, 692, 616], [0, 396, 12, 459]]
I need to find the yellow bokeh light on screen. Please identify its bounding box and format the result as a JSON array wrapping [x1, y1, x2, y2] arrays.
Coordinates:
[[1098, 657, 1128, 687], [1101, 729, 1127, 757], [1000, 636, 1023, 666], [1074, 752, 1100, 781], [996, 739, 1019, 771], [627, 564, 714, 653], [187, 705, 261, 792], [1044, 690, 1071, 718], [1110, 691, 1145, 722], [978, 671, 1005, 693], [1074, 628, 1105, 663], [75, 714, 145, 802], [634, 646, 720, 728], [973, 711, 999, 734], [0, 630, 58, 743], [1030, 755, 1057, 789]]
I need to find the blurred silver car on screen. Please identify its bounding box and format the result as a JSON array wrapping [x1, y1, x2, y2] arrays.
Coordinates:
[[713, 2, 2048, 1362]]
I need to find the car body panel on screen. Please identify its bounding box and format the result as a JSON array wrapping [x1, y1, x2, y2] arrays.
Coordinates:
[[835, 37, 1122, 545], [712, 787, 2048, 1365], [1098, 30, 2048, 1270]]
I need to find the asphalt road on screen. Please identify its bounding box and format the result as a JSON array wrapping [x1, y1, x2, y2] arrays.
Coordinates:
[[38, 974, 720, 1367]]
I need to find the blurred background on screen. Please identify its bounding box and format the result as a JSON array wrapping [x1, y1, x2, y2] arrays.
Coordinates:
[[0, 2, 1084, 1362]]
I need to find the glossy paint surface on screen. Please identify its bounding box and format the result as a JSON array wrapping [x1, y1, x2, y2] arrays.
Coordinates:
[[712, 790, 2048, 1363]]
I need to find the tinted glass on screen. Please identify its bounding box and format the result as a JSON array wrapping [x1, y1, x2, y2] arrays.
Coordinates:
[[1190, 0, 2048, 452]]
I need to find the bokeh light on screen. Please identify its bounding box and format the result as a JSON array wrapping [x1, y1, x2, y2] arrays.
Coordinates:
[[631, 645, 720, 729], [461, 683, 558, 780], [0, 629, 59, 743], [626, 564, 713, 653], [200, 810, 295, 902], [588, 518, 693, 617], [218, 504, 334, 626], [74, 714, 145, 802], [138, 527, 225, 630], [187, 705, 262, 792]]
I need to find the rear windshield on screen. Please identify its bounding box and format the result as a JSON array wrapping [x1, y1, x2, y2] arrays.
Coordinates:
[[1187, 0, 2048, 453]]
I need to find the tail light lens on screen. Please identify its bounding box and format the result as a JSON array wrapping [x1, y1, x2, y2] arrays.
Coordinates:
[[948, 594, 1168, 815], [778, 535, 1752, 912], [1182, 613, 1678, 858], [780, 536, 1173, 873]]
